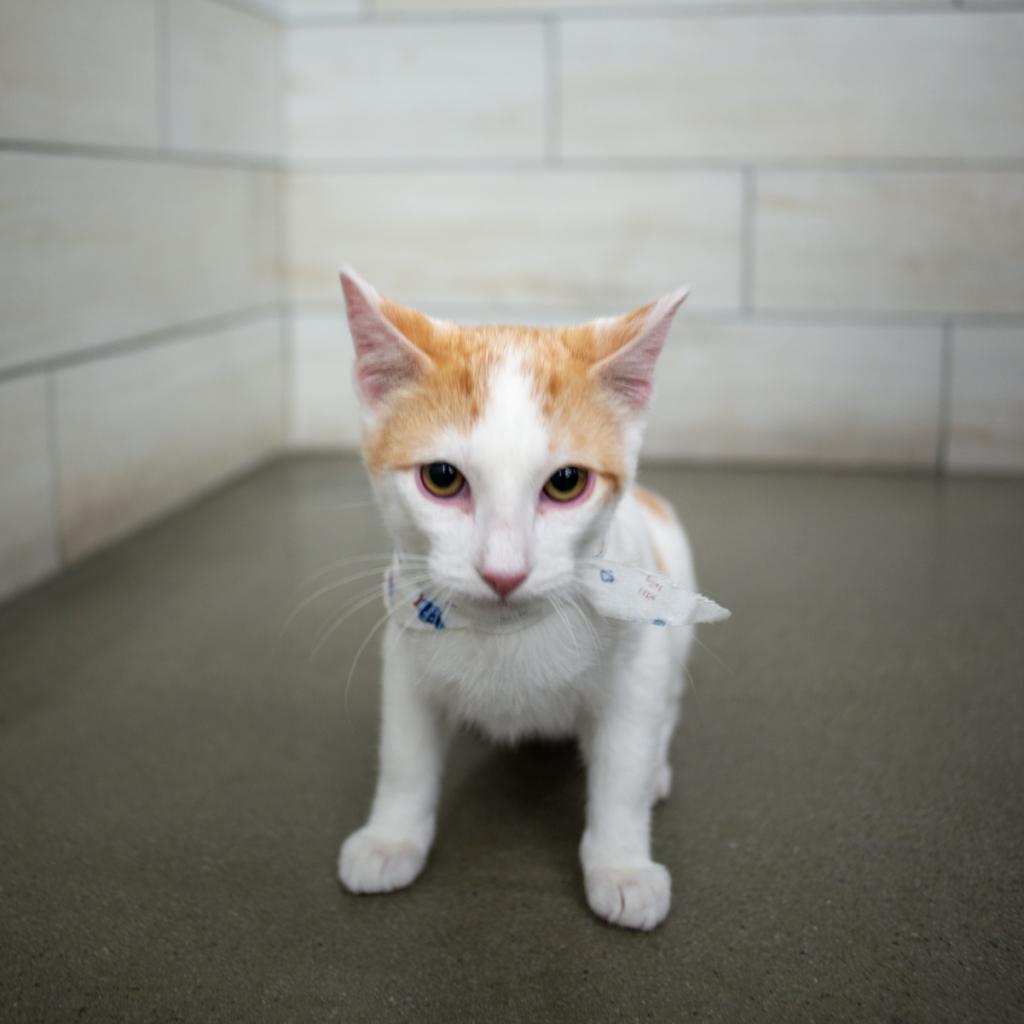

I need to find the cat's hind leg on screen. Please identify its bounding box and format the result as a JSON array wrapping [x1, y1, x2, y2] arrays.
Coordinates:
[[654, 628, 691, 803]]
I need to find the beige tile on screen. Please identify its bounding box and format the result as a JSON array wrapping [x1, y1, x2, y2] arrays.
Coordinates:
[[286, 23, 544, 160], [948, 326, 1024, 472], [643, 319, 943, 466], [0, 0, 158, 146], [754, 173, 1024, 316], [287, 171, 741, 307], [288, 314, 363, 449], [167, 0, 281, 158], [0, 374, 59, 599], [55, 318, 285, 560], [0, 154, 280, 373], [562, 14, 1024, 161]]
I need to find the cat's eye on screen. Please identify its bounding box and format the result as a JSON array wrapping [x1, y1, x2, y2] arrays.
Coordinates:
[[543, 467, 589, 503], [420, 462, 465, 498]]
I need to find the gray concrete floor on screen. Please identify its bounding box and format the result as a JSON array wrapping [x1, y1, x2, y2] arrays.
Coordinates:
[[1, 457, 1022, 1023]]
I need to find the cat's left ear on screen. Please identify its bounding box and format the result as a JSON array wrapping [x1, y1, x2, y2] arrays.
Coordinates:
[[590, 287, 690, 410], [339, 267, 434, 406]]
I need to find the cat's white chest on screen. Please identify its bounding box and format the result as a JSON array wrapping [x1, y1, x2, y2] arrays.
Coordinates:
[[404, 606, 612, 743]]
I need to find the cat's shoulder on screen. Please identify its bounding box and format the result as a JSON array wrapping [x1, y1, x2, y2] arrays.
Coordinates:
[[613, 484, 694, 587]]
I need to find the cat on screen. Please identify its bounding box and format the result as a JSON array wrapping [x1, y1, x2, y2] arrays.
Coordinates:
[[337, 267, 697, 931]]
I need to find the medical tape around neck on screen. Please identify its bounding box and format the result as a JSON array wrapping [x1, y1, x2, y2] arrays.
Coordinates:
[[383, 555, 731, 634]]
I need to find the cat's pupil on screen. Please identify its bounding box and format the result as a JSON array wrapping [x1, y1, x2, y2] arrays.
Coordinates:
[[549, 467, 580, 492], [428, 463, 458, 489]]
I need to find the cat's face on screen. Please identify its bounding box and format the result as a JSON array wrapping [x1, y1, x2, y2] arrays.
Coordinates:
[[341, 270, 687, 609]]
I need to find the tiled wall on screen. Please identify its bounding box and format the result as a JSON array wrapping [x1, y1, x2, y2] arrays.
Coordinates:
[[0, 0, 286, 601], [3, 0, 1024, 603], [283, 2, 1024, 477]]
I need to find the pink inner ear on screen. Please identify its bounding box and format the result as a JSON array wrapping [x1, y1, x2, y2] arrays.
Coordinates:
[[597, 288, 689, 411], [340, 271, 427, 404]]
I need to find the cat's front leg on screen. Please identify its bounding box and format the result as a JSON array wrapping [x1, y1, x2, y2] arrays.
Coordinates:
[[579, 645, 674, 931], [339, 629, 449, 894]]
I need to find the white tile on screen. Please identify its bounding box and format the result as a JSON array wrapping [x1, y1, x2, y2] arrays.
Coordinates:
[[0, 0, 158, 146], [0, 155, 280, 373], [167, 0, 282, 158], [288, 314, 363, 449], [948, 326, 1024, 473], [55, 318, 285, 560], [0, 374, 59, 599], [286, 23, 544, 161], [286, 171, 742, 308], [643, 319, 943, 466], [754, 173, 1024, 316], [562, 14, 1024, 161]]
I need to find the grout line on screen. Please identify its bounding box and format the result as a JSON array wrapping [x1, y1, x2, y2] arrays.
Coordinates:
[[43, 370, 67, 570], [276, 2, 289, 163], [2, 139, 1021, 177], [936, 319, 956, 473], [543, 16, 561, 166], [0, 138, 283, 172], [276, 143, 294, 448], [287, 3, 973, 27], [740, 167, 756, 313], [0, 305, 284, 386], [284, 154, 1024, 174], [156, 0, 172, 149], [279, 313, 295, 452], [286, 298, 1024, 331]]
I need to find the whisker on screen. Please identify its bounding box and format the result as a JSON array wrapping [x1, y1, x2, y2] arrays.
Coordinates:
[[295, 551, 427, 592], [310, 574, 432, 661], [564, 592, 603, 651], [547, 595, 581, 661], [343, 603, 402, 715], [690, 633, 733, 679], [335, 568, 442, 704], [279, 566, 396, 642], [683, 662, 704, 728]]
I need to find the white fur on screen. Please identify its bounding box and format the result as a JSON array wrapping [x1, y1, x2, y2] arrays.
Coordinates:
[[338, 277, 694, 930]]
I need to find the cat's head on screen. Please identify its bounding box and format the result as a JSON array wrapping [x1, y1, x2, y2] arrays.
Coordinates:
[[340, 268, 687, 609]]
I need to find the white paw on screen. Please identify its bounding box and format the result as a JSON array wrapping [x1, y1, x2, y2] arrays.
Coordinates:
[[584, 861, 672, 931], [655, 764, 672, 802], [338, 827, 428, 894]]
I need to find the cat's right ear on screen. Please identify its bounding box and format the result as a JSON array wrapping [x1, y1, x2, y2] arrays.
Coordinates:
[[339, 268, 433, 405]]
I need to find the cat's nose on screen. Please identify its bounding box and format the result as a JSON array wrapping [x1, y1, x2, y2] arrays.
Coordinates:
[[478, 570, 528, 598]]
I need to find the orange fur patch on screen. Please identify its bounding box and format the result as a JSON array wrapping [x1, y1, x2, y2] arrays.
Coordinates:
[[634, 485, 675, 573], [363, 296, 652, 488], [651, 543, 668, 575], [634, 485, 673, 522]]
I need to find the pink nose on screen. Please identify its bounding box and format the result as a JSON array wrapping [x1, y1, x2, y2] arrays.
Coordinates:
[[479, 570, 528, 598]]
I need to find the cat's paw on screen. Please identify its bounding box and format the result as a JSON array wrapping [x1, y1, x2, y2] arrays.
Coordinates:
[[584, 861, 672, 931], [338, 827, 428, 894]]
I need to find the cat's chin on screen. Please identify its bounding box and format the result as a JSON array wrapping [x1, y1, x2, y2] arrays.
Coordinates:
[[466, 591, 534, 611]]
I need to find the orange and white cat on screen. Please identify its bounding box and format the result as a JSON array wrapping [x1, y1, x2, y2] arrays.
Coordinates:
[[338, 268, 696, 930]]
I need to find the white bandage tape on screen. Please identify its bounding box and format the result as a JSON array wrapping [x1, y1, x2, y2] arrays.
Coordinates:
[[384, 557, 730, 634]]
